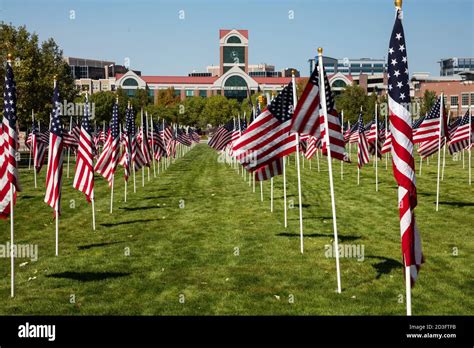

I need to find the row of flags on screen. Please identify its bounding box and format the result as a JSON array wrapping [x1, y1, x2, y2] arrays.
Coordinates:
[[207, 2, 473, 316], [0, 56, 200, 295]]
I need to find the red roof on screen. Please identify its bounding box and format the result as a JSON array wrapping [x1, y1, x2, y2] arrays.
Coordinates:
[[219, 29, 248, 39], [253, 77, 306, 85], [141, 76, 218, 84], [116, 73, 310, 86]]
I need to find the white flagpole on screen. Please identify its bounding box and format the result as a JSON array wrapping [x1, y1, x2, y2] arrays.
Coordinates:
[[316, 148, 320, 172], [405, 265, 412, 316], [141, 109, 145, 187], [441, 109, 450, 181], [110, 174, 114, 214], [91, 190, 96, 231], [260, 181, 263, 202], [283, 156, 288, 228], [341, 110, 344, 180], [436, 93, 444, 211], [151, 115, 156, 178], [10, 183, 14, 297], [469, 105, 472, 185], [419, 157, 423, 176], [67, 115, 72, 178], [253, 172, 256, 193], [33, 113, 38, 188], [318, 48, 341, 293], [375, 103, 379, 191], [292, 71, 304, 254], [270, 177, 274, 212], [55, 210, 59, 257], [28, 111, 33, 170], [385, 111, 388, 170], [146, 112, 151, 181]]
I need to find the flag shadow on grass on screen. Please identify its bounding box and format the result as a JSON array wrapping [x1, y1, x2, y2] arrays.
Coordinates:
[[100, 218, 159, 227], [437, 201, 474, 207], [276, 232, 361, 242], [46, 271, 130, 282], [77, 241, 125, 250], [119, 205, 161, 212], [365, 256, 403, 279]]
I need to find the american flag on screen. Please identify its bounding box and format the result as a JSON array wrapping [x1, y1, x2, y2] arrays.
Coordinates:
[[357, 113, 370, 168], [130, 108, 146, 170], [152, 122, 168, 158], [448, 111, 472, 155], [94, 101, 120, 187], [413, 97, 446, 144], [448, 117, 462, 138], [255, 158, 283, 181], [139, 112, 152, 166], [368, 120, 384, 158], [304, 136, 321, 160], [189, 128, 200, 143], [417, 136, 446, 159], [387, 7, 423, 286], [230, 119, 241, 147], [291, 67, 321, 136], [381, 130, 392, 154], [0, 58, 21, 218], [73, 94, 94, 202], [233, 82, 297, 171], [44, 81, 64, 214], [32, 121, 48, 173], [159, 120, 174, 156], [318, 67, 347, 162], [119, 107, 132, 180], [176, 127, 192, 146], [208, 120, 234, 151], [345, 122, 359, 144]]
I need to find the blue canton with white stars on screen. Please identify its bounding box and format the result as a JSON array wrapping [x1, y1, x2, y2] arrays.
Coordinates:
[[50, 83, 63, 137], [267, 82, 294, 123], [3, 62, 17, 127], [82, 95, 92, 135], [387, 9, 410, 105], [111, 102, 119, 139]]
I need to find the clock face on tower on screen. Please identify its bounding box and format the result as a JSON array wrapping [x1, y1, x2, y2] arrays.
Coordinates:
[[223, 46, 245, 64]]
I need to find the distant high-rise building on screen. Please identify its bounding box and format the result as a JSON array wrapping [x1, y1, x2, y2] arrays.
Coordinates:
[[439, 57, 474, 76]]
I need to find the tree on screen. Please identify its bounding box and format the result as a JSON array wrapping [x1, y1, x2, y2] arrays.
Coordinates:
[[335, 84, 368, 124], [420, 90, 437, 116], [0, 23, 77, 126]]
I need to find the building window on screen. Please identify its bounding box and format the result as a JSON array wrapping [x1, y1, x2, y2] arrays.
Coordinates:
[[123, 78, 139, 87], [226, 35, 242, 44], [450, 96, 458, 107], [199, 90, 207, 97], [461, 93, 469, 106], [185, 90, 194, 97], [174, 89, 181, 97], [332, 79, 347, 88]]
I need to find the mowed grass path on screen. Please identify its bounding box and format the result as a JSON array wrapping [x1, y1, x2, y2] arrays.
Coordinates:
[[0, 143, 472, 315]]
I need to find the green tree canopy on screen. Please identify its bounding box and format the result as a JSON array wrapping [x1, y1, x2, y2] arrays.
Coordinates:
[[0, 23, 76, 127]]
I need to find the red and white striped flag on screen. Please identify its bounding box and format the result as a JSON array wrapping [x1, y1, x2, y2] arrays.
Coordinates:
[[233, 82, 297, 171], [387, 7, 423, 287], [44, 81, 64, 214], [0, 57, 21, 218], [73, 94, 94, 202], [357, 113, 370, 168], [94, 102, 120, 187], [448, 110, 472, 155]]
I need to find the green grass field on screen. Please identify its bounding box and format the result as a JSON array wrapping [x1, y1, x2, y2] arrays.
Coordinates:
[[0, 143, 472, 315]]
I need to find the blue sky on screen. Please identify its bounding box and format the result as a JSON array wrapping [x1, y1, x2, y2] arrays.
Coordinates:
[[1, 0, 473, 76]]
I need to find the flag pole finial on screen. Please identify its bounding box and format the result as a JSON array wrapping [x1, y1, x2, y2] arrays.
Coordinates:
[[318, 47, 323, 55], [395, 0, 402, 8], [7, 53, 12, 62]]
